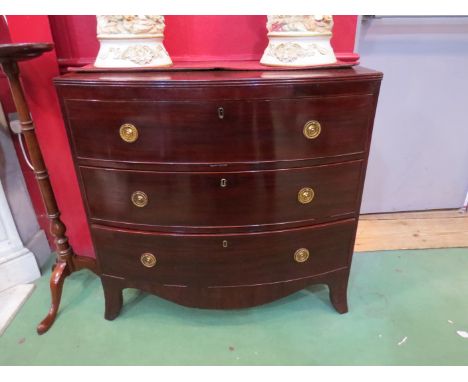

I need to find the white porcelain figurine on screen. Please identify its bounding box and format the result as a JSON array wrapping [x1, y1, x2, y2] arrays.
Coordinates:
[[260, 15, 337, 67], [94, 15, 172, 68]]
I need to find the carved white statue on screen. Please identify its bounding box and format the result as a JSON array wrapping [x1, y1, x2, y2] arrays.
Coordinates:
[[260, 15, 337, 67], [94, 15, 172, 68]]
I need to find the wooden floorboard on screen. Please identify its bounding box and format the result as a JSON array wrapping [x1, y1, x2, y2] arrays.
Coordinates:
[[355, 209, 468, 252]]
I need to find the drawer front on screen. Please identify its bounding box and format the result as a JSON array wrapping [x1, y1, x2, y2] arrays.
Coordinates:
[[92, 219, 356, 286], [81, 160, 363, 229], [66, 95, 373, 164]]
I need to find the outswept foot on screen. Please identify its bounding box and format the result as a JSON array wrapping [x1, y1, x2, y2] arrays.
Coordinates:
[[37, 261, 71, 335], [327, 272, 349, 314], [101, 275, 124, 321]]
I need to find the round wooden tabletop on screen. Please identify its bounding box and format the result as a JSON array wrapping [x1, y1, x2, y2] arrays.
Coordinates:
[[0, 42, 53, 63]]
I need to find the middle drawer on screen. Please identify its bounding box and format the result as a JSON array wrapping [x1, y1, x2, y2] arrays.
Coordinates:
[[81, 160, 363, 229]]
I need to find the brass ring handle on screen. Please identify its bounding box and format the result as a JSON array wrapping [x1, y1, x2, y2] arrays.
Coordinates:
[[140, 253, 157, 268], [119, 123, 138, 143], [303, 120, 321, 139], [294, 248, 310, 263], [298, 187, 315, 204], [131, 191, 148, 207]]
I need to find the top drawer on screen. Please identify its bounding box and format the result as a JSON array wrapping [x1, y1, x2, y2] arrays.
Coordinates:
[[64, 95, 373, 165]]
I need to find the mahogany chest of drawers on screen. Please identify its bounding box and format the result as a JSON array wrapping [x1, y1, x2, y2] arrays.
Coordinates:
[[55, 67, 382, 319]]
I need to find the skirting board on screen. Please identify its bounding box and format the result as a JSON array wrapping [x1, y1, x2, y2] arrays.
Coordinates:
[[0, 248, 41, 293], [0, 284, 35, 336], [355, 209, 468, 252]]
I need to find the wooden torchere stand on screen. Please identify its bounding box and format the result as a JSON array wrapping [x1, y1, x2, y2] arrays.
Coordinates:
[[0, 43, 96, 335]]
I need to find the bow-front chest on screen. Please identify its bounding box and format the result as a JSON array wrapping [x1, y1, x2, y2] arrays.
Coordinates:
[[55, 67, 382, 319]]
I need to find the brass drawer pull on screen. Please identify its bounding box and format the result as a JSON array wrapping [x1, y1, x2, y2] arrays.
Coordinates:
[[131, 191, 148, 207], [119, 123, 138, 143], [294, 248, 310, 263], [298, 187, 315, 204], [140, 253, 157, 268], [218, 106, 224, 119], [303, 120, 321, 139]]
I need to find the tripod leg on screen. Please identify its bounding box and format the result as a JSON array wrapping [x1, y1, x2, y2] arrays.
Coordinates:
[[37, 261, 71, 335]]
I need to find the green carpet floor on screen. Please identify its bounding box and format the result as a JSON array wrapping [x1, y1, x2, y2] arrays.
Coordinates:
[[1, 248, 468, 365]]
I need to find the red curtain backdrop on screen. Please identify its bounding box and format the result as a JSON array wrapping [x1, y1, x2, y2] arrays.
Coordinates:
[[4, 15, 359, 259], [49, 15, 359, 70]]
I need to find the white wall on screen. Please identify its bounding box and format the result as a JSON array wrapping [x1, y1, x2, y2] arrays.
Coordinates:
[[358, 17, 468, 213]]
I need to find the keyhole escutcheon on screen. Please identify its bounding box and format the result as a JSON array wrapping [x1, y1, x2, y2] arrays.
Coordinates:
[[218, 106, 224, 119]]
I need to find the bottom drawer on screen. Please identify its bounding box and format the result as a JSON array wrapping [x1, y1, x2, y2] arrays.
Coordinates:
[[92, 219, 357, 287]]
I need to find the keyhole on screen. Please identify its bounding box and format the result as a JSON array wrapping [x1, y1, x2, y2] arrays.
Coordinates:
[[218, 106, 224, 119], [220, 178, 227, 187], [222, 240, 228, 248]]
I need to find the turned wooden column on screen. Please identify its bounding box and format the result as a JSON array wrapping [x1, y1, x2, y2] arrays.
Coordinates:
[[0, 43, 75, 334]]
